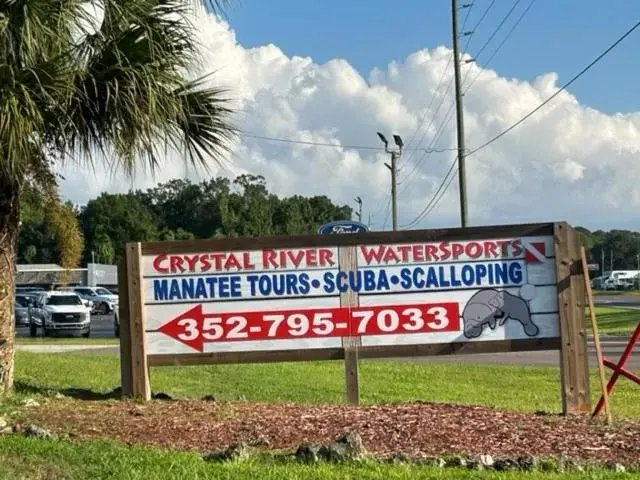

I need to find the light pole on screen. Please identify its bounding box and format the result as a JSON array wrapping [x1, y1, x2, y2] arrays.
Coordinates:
[[354, 196, 362, 222], [377, 132, 403, 231]]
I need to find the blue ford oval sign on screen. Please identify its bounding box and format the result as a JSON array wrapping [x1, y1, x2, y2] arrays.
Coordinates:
[[318, 220, 369, 235]]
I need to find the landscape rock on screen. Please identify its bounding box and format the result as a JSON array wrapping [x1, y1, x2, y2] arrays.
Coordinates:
[[23, 424, 52, 438], [324, 433, 367, 462], [22, 399, 40, 408], [445, 456, 467, 467], [0, 427, 13, 435], [203, 442, 252, 462], [515, 455, 537, 471], [493, 459, 519, 471], [605, 461, 626, 473], [295, 443, 323, 463], [0, 417, 7, 429], [479, 454, 494, 468]]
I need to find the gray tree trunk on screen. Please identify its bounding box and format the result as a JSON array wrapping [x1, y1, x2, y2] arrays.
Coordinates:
[[0, 174, 19, 395]]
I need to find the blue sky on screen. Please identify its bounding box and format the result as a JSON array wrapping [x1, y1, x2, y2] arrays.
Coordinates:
[[223, 0, 640, 114]]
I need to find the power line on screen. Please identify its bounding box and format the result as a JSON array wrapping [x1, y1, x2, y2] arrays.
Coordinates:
[[463, 0, 537, 94], [469, 0, 522, 61], [402, 1, 474, 153], [461, 0, 496, 54], [404, 17, 640, 229], [397, 1, 494, 187], [238, 131, 455, 153], [468, 18, 640, 156], [401, 157, 458, 228], [403, 0, 535, 226]]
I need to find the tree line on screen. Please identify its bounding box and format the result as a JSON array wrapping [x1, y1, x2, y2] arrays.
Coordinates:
[[17, 175, 640, 277], [18, 174, 353, 266]]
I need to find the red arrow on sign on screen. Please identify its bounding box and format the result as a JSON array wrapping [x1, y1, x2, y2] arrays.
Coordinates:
[[157, 304, 210, 352]]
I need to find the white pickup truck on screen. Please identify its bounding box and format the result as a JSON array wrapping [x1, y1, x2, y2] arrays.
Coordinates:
[[29, 291, 92, 337], [72, 287, 119, 315]]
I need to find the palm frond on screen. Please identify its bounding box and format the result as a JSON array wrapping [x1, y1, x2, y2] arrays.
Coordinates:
[[0, 0, 237, 185]]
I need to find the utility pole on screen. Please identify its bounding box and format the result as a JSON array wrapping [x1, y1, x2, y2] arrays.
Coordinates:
[[376, 132, 403, 231], [354, 196, 363, 222], [452, 0, 468, 227], [610, 249, 613, 272]]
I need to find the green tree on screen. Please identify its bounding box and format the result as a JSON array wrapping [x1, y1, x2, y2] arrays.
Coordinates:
[[79, 193, 160, 264], [17, 184, 84, 269], [0, 0, 236, 395], [92, 232, 116, 265]]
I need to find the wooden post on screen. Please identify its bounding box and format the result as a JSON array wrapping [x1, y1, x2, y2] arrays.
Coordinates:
[[554, 223, 590, 414], [339, 245, 360, 405], [580, 246, 612, 424], [118, 256, 133, 397], [125, 242, 151, 401]]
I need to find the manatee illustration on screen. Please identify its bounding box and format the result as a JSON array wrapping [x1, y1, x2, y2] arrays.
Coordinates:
[[461, 289, 539, 339]]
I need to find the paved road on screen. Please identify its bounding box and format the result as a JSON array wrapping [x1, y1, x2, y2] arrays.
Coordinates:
[[15, 301, 640, 370], [16, 313, 116, 340], [594, 294, 640, 309]]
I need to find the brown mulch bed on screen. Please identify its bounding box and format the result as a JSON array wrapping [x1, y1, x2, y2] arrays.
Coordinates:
[[24, 398, 640, 465]]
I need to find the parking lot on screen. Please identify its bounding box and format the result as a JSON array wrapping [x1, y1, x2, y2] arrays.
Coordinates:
[[16, 313, 117, 339]]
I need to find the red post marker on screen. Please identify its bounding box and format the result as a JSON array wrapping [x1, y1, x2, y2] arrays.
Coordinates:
[[592, 321, 640, 418], [156, 302, 461, 352]]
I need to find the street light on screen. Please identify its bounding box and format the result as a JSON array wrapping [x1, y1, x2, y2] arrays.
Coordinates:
[[377, 132, 403, 231]]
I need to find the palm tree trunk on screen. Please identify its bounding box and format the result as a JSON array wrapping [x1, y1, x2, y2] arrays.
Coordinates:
[[0, 174, 20, 395]]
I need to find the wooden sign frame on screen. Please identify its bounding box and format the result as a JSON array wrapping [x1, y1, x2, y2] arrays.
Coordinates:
[[118, 221, 590, 414]]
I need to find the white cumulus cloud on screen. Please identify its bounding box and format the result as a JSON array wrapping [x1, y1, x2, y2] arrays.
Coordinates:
[[59, 9, 640, 231]]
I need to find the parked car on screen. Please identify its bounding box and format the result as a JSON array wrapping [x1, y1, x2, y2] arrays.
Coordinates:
[[72, 287, 118, 315], [14, 294, 34, 327], [114, 308, 119, 338], [29, 291, 91, 337], [16, 286, 45, 294]]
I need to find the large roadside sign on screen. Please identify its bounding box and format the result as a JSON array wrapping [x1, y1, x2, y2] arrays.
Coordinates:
[[118, 222, 590, 414]]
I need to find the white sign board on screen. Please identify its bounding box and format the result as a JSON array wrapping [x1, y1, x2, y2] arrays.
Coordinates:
[[139, 236, 558, 356]]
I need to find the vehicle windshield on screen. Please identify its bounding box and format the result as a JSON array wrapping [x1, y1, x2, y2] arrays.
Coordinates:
[[95, 288, 113, 296], [46, 295, 83, 306], [15, 296, 31, 308]]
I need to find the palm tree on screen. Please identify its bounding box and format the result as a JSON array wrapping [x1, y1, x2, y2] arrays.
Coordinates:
[[0, 0, 236, 395]]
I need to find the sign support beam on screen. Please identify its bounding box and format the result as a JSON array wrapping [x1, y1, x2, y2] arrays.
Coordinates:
[[554, 223, 590, 414], [339, 245, 360, 405], [124, 242, 150, 400]]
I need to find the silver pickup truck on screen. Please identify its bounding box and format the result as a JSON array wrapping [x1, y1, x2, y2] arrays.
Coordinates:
[[29, 291, 92, 337]]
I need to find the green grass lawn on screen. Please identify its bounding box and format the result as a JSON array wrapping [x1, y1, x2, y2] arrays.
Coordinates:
[[593, 290, 640, 296], [12, 351, 640, 417], [0, 435, 628, 480], [5, 352, 640, 478], [588, 307, 640, 335]]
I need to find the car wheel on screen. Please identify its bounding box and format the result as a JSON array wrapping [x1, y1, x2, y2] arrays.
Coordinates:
[[114, 321, 120, 338], [29, 323, 38, 337], [43, 329, 51, 337], [82, 328, 91, 338], [97, 302, 109, 315]]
